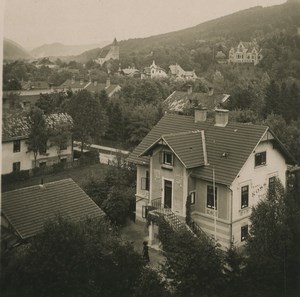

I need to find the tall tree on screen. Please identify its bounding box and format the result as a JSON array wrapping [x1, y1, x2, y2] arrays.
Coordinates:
[[26, 108, 48, 168], [245, 179, 300, 297], [67, 89, 107, 152]]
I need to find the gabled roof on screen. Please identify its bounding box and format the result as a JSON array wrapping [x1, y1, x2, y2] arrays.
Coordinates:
[[97, 48, 110, 59], [140, 130, 205, 169], [84, 82, 121, 96], [1, 178, 105, 240], [127, 113, 285, 185], [57, 79, 88, 90], [163, 91, 229, 112], [21, 81, 50, 90]]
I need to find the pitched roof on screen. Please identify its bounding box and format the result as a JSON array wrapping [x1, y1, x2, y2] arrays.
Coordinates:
[[1, 178, 105, 239], [21, 81, 50, 90], [127, 113, 276, 185], [2, 113, 73, 141], [97, 48, 110, 59], [57, 79, 88, 90], [141, 130, 205, 169], [163, 91, 229, 112], [84, 82, 121, 96]]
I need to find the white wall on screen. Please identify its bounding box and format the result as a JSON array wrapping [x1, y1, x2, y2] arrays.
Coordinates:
[[230, 137, 288, 244], [2, 139, 73, 175], [2, 140, 32, 174]]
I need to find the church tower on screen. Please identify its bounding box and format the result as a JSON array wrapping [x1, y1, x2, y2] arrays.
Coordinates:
[[110, 38, 119, 60]]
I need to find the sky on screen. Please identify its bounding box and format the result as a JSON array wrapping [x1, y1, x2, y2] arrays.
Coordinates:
[[3, 0, 286, 49]]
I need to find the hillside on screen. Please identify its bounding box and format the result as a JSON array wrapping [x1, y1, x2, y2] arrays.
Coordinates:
[[74, 1, 300, 64], [3, 38, 32, 61], [30, 41, 110, 58]]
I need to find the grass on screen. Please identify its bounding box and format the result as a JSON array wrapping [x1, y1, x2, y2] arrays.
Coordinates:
[[2, 163, 109, 193]]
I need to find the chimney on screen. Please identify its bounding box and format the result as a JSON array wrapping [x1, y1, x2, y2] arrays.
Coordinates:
[[194, 107, 207, 122], [187, 84, 193, 95], [106, 77, 111, 88], [215, 109, 229, 127], [208, 87, 214, 96]]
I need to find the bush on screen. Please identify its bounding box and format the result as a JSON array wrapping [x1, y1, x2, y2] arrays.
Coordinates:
[[2, 170, 30, 184]]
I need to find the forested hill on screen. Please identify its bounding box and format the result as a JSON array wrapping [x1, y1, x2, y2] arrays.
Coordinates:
[[3, 39, 32, 61], [75, 0, 300, 64]]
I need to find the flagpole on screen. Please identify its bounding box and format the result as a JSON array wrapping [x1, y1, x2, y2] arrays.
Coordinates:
[[213, 166, 217, 242]]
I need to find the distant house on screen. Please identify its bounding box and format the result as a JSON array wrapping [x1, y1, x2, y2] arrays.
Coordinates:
[[2, 113, 73, 175], [2, 89, 55, 111], [169, 64, 197, 81], [120, 66, 140, 78], [163, 85, 230, 114], [215, 51, 227, 64], [21, 80, 50, 90], [56, 77, 89, 92], [142, 61, 168, 79], [32, 57, 57, 69], [94, 38, 119, 66], [127, 109, 296, 249], [229, 41, 263, 65], [1, 178, 105, 248], [84, 77, 121, 97]]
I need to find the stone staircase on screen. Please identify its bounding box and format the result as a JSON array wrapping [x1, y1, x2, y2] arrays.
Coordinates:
[[150, 198, 208, 240]]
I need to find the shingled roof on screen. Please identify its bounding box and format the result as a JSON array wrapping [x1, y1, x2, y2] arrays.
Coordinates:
[[2, 113, 73, 142], [127, 113, 291, 185], [1, 178, 105, 240], [140, 130, 205, 169], [163, 91, 230, 112], [84, 82, 121, 97]]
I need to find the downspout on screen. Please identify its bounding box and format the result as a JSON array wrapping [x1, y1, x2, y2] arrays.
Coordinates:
[[229, 186, 233, 243]]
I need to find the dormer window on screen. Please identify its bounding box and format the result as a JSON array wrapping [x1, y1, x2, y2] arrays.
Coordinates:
[[255, 151, 266, 167], [163, 151, 173, 166]]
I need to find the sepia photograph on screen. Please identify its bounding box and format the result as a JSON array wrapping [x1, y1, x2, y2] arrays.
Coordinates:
[[1, 0, 300, 296]]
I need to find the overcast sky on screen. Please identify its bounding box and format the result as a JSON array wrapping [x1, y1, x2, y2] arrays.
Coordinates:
[[4, 0, 286, 48]]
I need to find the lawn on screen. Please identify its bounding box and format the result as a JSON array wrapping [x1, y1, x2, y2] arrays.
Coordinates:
[[2, 163, 109, 193]]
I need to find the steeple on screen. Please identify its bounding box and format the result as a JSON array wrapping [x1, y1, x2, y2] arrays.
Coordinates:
[[113, 37, 118, 46]]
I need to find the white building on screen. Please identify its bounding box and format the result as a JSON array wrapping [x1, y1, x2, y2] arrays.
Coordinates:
[[2, 113, 73, 175], [142, 61, 168, 79], [127, 109, 295, 249], [229, 41, 263, 65]]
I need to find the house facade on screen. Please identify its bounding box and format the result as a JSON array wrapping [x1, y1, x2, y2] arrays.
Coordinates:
[[2, 113, 73, 175], [128, 110, 295, 249], [229, 41, 263, 65]]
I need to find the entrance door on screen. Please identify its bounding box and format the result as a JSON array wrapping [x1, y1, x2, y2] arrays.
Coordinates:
[[164, 180, 172, 209]]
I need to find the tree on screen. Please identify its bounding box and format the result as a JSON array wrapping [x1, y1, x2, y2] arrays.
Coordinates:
[[26, 108, 48, 168], [162, 230, 223, 297], [67, 89, 107, 152], [245, 179, 300, 297], [47, 113, 73, 162], [1, 217, 146, 297]]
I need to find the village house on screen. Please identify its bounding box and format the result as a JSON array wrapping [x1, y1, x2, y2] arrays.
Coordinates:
[[127, 109, 296, 249], [229, 40, 263, 65], [84, 77, 121, 97], [141, 61, 168, 79], [2, 113, 73, 175], [2, 88, 55, 111], [1, 178, 105, 249], [119, 66, 141, 78], [169, 64, 198, 81], [94, 38, 119, 66], [163, 85, 230, 114], [56, 77, 89, 92]]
